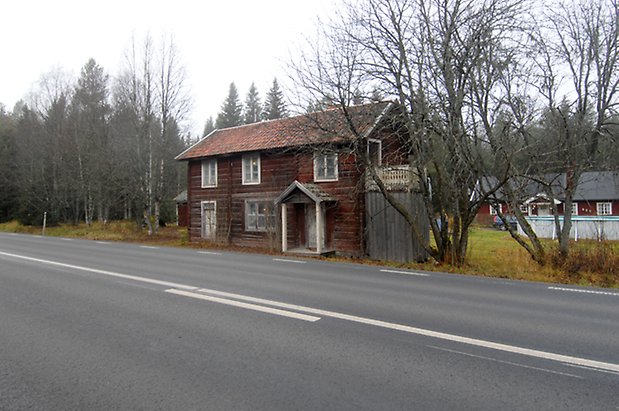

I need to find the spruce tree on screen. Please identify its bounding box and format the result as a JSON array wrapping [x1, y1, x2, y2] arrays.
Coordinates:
[[203, 116, 215, 136], [243, 82, 262, 124], [215, 83, 243, 128], [263, 78, 288, 120]]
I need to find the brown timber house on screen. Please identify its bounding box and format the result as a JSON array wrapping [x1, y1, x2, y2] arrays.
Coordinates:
[[176, 102, 423, 258]]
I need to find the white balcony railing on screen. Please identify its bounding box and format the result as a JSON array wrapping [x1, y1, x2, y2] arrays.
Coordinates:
[[366, 165, 417, 191]]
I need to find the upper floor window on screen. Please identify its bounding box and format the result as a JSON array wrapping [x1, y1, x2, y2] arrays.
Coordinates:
[[597, 202, 612, 216], [571, 202, 578, 215], [242, 154, 261, 185], [314, 151, 338, 182], [201, 159, 217, 188]]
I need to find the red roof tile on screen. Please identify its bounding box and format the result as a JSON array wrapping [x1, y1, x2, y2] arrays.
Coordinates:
[[176, 102, 393, 160]]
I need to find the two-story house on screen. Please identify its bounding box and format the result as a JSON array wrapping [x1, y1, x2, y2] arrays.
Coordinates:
[[175, 101, 412, 257]]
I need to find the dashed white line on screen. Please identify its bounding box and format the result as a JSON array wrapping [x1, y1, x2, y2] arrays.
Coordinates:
[[60, 238, 73, 241], [380, 269, 429, 277], [165, 289, 320, 322], [1, 249, 618, 374], [273, 258, 307, 264], [548, 286, 619, 297], [198, 251, 222, 255], [96, 241, 110, 245], [140, 245, 159, 249]]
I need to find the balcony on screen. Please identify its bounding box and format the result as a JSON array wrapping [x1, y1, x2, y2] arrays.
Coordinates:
[[365, 165, 418, 192]]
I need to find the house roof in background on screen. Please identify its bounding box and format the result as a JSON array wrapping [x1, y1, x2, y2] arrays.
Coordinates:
[[175, 101, 393, 161]]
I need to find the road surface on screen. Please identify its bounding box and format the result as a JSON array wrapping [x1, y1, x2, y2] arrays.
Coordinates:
[[0, 233, 617, 410]]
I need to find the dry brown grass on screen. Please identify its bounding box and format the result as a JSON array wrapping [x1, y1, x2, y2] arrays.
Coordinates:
[[1, 221, 617, 288]]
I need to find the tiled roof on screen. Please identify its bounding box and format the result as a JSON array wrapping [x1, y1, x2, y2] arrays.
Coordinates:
[[176, 102, 393, 160]]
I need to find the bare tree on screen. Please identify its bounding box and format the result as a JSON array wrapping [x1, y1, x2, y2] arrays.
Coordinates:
[[291, 0, 529, 264], [114, 34, 191, 233], [528, 0, 619, 257]]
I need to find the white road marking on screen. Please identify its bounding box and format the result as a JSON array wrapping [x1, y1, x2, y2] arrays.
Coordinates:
[[60, 238, 73, 241], [0, 251, 198, 291], [428, 345, 583, 379], [190, 286, 619, 373], [140, 246, 159, 249], [548, 286, 619, 297], [1, 249, 618, 373], [380, 269, 429, 277], [273, 258, 307, 264], [198, 251, 222, 255], [562, 363, 619, 376], [96, 241, 110, 245], [165, 289, 320, 322]]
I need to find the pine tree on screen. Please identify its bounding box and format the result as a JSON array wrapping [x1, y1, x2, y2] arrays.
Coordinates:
[[203, 116, 215, 136], [263, 78, 288, 120], [215, 83, 243, 128], [243, 82, 262, 124]]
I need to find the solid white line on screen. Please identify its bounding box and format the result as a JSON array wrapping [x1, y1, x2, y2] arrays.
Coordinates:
[[165, 289, 320, 322], [0, 251, 198, 291], [198, 251, 222, 255], [429, 345, 583, 379], [2, 250, 617, 373], [380, 269, 429, 277], [273, 258, 307, 264], [548, 286, 619, 297], [192, 286, 619, 373]]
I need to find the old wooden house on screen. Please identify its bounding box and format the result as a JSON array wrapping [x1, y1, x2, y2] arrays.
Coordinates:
[[175, 101, 427, 260]]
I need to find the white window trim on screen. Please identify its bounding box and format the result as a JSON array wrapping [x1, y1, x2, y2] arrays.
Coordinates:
[[313, 151, 339, 182], [201, 200, 217, 239], [597, 202, 612, 216], [242, 154, 261, 185], [244, 200, 275, 232], [489, 204, 502, 216], [201, 159, 217, 188], [571, 202, 578, 216], [519, 204, 529, 214]]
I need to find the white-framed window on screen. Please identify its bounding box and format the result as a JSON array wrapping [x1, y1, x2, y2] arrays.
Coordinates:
[[242, 154, 261, 185], [245, 200, 275, 232], [571, 202, 578, 215], [368, 139, 382, 166], [314, 151, 338, 182], [201, 159, 217, 188], [519, 204, 529, 215], [489, 204, 502, 215], [597, 202, 612, 216]]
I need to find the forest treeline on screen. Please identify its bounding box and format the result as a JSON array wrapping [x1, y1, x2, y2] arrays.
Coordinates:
[[0, 36, 289, 230]]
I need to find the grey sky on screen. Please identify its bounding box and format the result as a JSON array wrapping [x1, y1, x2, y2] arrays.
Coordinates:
[[1, 0, 333, 135]]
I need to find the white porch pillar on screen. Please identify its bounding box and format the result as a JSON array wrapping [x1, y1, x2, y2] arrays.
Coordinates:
[[281, 203, 288, 252], [315, 202, 323, 254]]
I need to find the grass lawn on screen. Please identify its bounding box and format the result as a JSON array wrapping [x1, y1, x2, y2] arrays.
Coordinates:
[[1, 220, 616, 288]]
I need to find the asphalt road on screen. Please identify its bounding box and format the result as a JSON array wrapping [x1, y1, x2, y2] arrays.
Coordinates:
[[0, 232, 618, 410]]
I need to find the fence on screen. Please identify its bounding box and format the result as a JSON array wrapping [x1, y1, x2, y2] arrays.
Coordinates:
[[519, 216, 619, 241], [365, 191, 429, 262]]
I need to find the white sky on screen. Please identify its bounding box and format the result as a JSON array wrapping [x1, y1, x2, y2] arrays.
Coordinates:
[[0, 0, 334, 135]]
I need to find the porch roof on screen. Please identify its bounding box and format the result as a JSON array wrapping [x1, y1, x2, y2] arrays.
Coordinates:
[[274, 180, 336, 205]]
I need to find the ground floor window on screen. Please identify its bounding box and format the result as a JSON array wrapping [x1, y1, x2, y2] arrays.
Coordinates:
[[245, 200, 276, 231], [597, 202, 612, 216]]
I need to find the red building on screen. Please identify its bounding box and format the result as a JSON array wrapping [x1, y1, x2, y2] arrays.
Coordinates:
[[477, 172, 619, 223], [175, 102, 411, 256]]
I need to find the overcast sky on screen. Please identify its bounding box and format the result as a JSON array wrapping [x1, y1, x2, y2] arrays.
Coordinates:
[[1, 0, 334, 135]]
